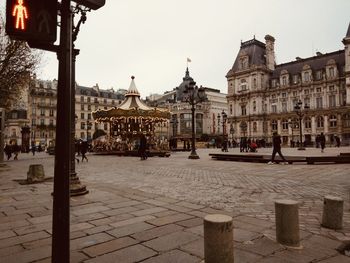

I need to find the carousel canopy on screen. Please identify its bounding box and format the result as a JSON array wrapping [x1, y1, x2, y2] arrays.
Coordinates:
[[92, 76, 171, 122]]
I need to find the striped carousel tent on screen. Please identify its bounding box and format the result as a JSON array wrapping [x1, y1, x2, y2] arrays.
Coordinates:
[[92, 76, 170, 137]]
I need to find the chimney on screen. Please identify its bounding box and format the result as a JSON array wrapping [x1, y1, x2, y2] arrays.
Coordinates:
[[316, 52, 322, 56], [265, 35, 275, 71]]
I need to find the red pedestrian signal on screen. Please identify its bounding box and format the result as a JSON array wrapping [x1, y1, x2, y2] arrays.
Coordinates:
[[12, 0, 29, 30], [6, 0, 57, 44]]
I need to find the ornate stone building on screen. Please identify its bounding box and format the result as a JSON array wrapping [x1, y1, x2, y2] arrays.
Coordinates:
[[5, 78, 126, 148], [147, 68, 228, 139], [226, 24, 350, 145]]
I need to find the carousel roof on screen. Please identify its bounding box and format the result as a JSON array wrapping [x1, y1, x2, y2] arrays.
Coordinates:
[[92, 76, 171, 122]]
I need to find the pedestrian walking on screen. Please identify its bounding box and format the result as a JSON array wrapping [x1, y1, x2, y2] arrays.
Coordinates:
[[81, 141, 88, 162], [268, 132, 288, 165], [139, 134, 147, 160], [319, 132, 326, 153], [31, 141, 35, 156], [4, 143, 12, 160], [13, 142, 20, 160], [335, 135, 341, 147]]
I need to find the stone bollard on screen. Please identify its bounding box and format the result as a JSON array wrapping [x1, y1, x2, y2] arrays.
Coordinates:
[[204, 214, 234, 263], [275, 200, 300, 247], [322, 195, 343, 230], [27, 164, 45, 183]]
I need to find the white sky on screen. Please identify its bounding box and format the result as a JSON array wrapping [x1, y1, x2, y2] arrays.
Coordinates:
[[2, 0, 350, 97]]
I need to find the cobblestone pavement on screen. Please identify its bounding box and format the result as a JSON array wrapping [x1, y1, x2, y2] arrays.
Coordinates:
[[0, 146, 350, 262]]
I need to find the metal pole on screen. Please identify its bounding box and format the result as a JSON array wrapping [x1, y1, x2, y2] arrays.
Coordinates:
[[52, 0, 72, 262], [0, 108, 5, 163], [188, 103, 199, 159], [70, 49, 88, 196]]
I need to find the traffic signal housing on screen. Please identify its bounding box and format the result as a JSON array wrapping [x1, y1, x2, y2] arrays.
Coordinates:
[[6, 0, 58, 44]]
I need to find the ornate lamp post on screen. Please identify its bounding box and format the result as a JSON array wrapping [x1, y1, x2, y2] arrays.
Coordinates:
[[294, 100, 309, 150], [221, 110, 227, 137], [183, 81, 207, 159]]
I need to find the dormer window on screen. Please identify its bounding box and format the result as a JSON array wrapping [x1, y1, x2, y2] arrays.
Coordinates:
[[282, 76, 287, 86], [329, 67, 335, 78], [271, 79, 277, 88], [316, 70, 322, 80], [304, 71, 310, 82], [293, 75, 299, 84], [239, 56, 249, 70]]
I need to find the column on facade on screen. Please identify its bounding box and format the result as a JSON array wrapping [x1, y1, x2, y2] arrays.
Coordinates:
[[277, 119, 281, 135], [311, 116, 316, 141], [324, 115, 329, 134]]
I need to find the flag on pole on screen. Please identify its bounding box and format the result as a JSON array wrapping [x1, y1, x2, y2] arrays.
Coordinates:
[[187, 58, 191, 62]]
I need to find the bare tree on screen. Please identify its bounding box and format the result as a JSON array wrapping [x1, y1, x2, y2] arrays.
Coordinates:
[[0, 13, 42, 163]]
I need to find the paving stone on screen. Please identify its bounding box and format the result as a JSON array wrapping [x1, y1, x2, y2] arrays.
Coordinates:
[[180, 238, 204, 258], [131, 207, 168, 217], [70, 222, 95, 232], [83, 236, 138, 257], [14, 222, 52, 235], [84, 225, 114, 235], [110, 215, 156, 228], [234, 249, 264, 263], [175, 201, 205, 210], [176, 217, 203, 228], [0, 245, 51, 263], [0, 245, 24, 257], [146, 213, 194, 226], [234, 228, 262, 243], [71, 205, 110, 216], [70, 233, 114, 250], [0, 230, 16, 239], [236, 236, 285, 256], [166, 204, 193, 213], [131, 224, 184, 242], [107, 200, 141, 209], [0, 231, 50, 249], [107, 222, 154, 238], [102, 206, 139, 216], [89, 214, 134, 226], [84, 244, 157, 263], [142, 249, 201, 263], [144, 199, 168, 206], [318, 255, 350, 263], [27, 215, 52, 224], [143, 231, 201, 252], [70, 230, 88, 239], [22, 237, 51, 249], [0, 219, 30, 231], [152, 210, 178, 218], [186, 225, 203, 236]]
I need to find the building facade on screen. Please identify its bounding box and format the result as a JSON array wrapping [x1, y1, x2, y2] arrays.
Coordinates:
[[147, 68, 228, 139], [4, 78, 126, 148], [226, 25, 350, 145]]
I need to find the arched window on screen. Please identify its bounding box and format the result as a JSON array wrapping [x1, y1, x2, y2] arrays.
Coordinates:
[[282, 119, 288, 130], [329, 115, 337, 127], [253, 101, 256, 111], [253, 122, 257, 132], [271, 120, 278, 131], [304, 117, 311, 129], [316, 116, 324, 128]]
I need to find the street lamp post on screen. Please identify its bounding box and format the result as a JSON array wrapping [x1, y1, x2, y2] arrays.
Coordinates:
[[288, 121, 294, 147], [183, 81, 207, 159], [294, 100, 309, 150]]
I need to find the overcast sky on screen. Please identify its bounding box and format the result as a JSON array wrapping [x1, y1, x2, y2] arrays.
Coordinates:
[[2, 0, 350, 97]]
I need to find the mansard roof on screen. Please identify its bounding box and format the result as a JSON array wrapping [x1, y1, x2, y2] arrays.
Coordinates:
[[226, 38, 267, 77], [271, 50, 345, 78]]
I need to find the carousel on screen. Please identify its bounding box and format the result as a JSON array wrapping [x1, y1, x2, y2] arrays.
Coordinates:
[[92, 76, 171, 157]]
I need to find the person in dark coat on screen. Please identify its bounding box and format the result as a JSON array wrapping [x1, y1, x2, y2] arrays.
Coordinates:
[[139, 134, 147, 160], [335, 135, 341, 147], [4, 143, 12, 160], [319, 132, 326, 153], [81, 141, 88, 162], [13, 142, 20, 160], [268, 132, 288, 164]]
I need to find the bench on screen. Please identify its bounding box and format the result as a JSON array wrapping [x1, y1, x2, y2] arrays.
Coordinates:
[[306, 156, 350, 164]]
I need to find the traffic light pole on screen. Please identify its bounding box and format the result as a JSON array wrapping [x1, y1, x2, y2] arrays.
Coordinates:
[[52, 0, 72, 262]]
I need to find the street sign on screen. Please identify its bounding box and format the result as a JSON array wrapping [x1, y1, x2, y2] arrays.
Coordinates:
[[6, 0, 57, 44]]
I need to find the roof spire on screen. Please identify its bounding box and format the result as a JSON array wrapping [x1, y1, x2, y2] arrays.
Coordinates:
[[346, 22, 350, 38], [185, 67, 190, 78], [126, 76, 140, 97]]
